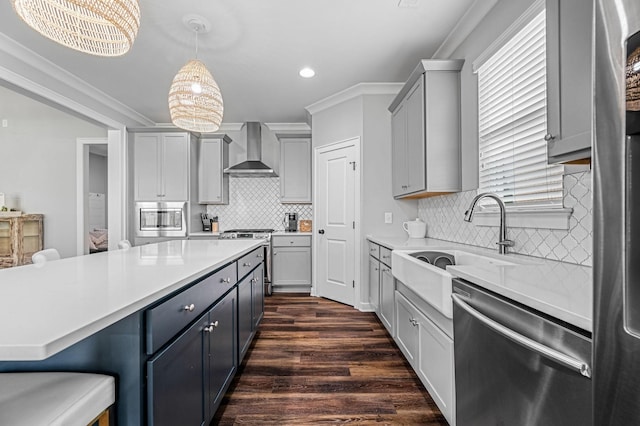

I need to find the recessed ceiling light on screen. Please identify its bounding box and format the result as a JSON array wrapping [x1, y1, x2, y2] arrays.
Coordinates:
[[299, 67, 315, 78]]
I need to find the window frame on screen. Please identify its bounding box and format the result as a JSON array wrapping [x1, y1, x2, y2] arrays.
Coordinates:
[[472, 0, 573, 230]]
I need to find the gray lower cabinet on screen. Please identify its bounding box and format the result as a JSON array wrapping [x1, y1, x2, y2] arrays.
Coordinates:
[[368, 256, 380, 312], [368, 241, 394, 337], [394, 290, 455, 424], [147, 289, 237, 426], [379, 263, 395, 337], [272, 235, 311, 292]]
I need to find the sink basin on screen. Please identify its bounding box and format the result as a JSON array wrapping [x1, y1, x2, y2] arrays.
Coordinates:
[[391, 249, 518, 318]]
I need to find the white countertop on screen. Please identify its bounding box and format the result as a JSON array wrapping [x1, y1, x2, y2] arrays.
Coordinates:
[[0, 239, 262, 361], [367, 235, 592, 332], [189, 231, 220, 238]]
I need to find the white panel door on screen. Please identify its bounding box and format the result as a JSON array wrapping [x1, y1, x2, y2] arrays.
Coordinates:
[[316, 143, 356, 306]]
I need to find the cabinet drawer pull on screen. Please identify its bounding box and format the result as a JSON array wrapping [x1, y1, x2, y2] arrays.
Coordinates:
[[220, 277, 231, 283], [257, 254, 263, 258], [410, 318, 418, 326], [203, 321, 219, 333], [243, 262, 251, 267], [183, 303, 195, 312]]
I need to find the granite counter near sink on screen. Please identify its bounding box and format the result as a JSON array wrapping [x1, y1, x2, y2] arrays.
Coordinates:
[[366, 235, 592, 332]]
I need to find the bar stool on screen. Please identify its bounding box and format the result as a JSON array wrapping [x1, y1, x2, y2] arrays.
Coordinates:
[[32, 248, 61, 264], [0, 372, 115, 426], [117, 239, 132, 249]]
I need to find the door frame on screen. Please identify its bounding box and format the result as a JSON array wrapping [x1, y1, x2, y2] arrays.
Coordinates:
[[76, 130, 127, 255], [312, 137, 362, 308]]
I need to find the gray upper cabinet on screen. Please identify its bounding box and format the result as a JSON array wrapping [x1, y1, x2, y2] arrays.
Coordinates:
[[545, 0, 593, 164], [278, 136, 312, 203], [198, 135, 231, 204], [134, 132, 189, 201], [390, 60, 463, 199]]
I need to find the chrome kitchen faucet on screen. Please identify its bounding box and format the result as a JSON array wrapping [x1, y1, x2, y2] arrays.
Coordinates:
[[463, 192, 514, 254]]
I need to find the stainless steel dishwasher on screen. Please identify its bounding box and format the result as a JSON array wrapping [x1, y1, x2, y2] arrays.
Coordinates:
[[452, 279, 592, 426]]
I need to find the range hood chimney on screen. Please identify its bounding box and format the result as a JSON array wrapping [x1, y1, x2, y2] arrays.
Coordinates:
[[224, 122, 278, 177]]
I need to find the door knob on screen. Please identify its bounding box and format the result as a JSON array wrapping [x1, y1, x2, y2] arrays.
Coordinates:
[[318, 229, 325, 234]]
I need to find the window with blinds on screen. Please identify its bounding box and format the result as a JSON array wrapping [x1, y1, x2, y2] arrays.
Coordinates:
[[476, 9, 564, 209]]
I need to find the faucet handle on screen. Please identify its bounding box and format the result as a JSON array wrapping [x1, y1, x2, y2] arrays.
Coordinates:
[[496, 240, 514, 247]]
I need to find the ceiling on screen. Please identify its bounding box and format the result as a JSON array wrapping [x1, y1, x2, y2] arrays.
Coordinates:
[[0, 0, 479, 125]]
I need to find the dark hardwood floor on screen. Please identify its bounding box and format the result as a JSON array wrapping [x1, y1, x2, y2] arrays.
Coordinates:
[[212, 293, 449, 425]]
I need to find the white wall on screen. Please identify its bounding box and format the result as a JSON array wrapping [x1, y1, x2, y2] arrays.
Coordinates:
[[0, 86, 107, 257], [89, 153, 108, 195], [310, 89, 418, 307]]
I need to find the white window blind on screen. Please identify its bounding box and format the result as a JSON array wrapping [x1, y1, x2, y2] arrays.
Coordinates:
[[477, 10, 564, 209]]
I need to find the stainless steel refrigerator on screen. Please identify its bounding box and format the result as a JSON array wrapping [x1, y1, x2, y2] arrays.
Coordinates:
[[594, 1, 640, 424]]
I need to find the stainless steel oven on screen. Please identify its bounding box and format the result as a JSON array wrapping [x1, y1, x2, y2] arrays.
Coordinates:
[[135, 202, 187, 238]]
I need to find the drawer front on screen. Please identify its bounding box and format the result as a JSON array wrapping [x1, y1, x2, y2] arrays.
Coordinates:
[[146, 262, 237, 354], [237, 247, 264, 279], [272, 235, 311, 247], [380, 246, 392, 267], [368, 242, 380, 259]]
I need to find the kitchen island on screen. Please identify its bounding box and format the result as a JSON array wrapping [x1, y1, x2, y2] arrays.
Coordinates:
[[0, 239, 264, 425]]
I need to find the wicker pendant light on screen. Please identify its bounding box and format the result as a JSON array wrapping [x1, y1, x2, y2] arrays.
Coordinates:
[[11, 0, 140, 57], [169, 18, 223, 133], [627, 46, 640, 111]]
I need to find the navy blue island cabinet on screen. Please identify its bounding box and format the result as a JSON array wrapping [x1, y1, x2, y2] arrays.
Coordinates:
[[0, 246, 265, 426]]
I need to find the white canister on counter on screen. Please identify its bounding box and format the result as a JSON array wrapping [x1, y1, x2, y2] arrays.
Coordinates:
[[403, 218, 426, 239]]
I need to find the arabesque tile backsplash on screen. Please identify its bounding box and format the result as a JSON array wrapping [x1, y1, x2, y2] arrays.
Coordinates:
[[418, 171, 592, 266], [206, 177, 312, 231]]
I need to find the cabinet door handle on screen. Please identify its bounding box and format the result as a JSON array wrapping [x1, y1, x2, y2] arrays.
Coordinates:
[[203, 321, 219, 333], [243, 262, 251, 267], [257, 254, 263, 258], [318, 229, 325, 234], [544, 133, 556, 141], [183, 303, 195, 312], [410, 318, 418, 326], [220, 277, 231, 283]]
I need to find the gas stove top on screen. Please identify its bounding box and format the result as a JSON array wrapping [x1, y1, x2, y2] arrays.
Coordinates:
[[219, 229, 274, 240]]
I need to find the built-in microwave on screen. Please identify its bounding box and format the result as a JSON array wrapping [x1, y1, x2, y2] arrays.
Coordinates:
[[135, 202, 187, 237]]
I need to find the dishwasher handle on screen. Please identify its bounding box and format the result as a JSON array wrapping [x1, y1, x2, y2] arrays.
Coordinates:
[[451, 294, 592, 378]]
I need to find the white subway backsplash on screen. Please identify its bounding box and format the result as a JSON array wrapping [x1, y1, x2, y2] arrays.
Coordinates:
[[417, 171, 592, 266], [206, 177, 312, 231]]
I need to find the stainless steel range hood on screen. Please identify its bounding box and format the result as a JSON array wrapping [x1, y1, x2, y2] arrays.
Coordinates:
[[224, 122, 278, 177]]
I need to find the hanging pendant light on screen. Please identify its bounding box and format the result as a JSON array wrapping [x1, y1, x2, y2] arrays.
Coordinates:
[[168, 17, 223, 133], [11, 0, 140, 57], [627, 46, 640, 111]]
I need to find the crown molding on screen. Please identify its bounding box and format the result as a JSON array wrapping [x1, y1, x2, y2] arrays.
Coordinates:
[[264, 123, 311, 132], [0, 33, 154, 128], [305, 82, 403, 116], [432, 0, 499, 59]]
